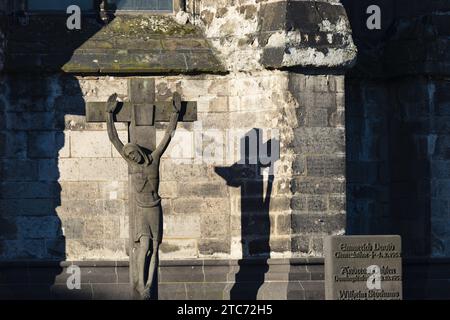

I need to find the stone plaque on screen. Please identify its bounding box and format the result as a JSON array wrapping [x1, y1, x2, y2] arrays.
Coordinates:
[[324, 235, 402, 300]]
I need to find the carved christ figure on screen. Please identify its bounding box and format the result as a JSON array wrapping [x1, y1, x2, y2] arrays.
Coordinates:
[[105, 93, 181, 299]]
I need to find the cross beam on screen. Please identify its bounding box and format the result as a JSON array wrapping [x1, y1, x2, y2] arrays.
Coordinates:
[[86, 101, 197, 125]]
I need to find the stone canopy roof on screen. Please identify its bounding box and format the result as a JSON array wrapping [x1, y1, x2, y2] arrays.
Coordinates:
[[5, 14, 225, 74]]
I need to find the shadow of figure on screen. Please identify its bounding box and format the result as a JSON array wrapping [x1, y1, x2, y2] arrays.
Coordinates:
[[215, 128, 279, 300], [0, 2, 115, 299]]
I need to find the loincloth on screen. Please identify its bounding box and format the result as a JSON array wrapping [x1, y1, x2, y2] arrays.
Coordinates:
[[133, 199, 163, 243], [135, 192, 161, 208]]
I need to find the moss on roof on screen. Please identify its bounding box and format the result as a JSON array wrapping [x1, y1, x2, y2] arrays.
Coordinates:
[[6, 15, 225, 74]]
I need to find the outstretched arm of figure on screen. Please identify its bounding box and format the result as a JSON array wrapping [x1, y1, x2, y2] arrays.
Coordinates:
[[105, 94, 125, 158], [152, 93, 181, 159]]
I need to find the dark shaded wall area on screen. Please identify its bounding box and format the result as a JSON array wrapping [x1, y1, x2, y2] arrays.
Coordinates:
[[343, 0, 450, 257]]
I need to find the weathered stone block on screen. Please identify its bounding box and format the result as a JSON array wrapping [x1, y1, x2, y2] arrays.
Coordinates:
[[57, 199, 99, 217], [177, 182, 228, 198], [119, 215, 129, 240], [60, 181, 100, 200], [306, 156, 345, 177], [70, 131, 113, 158], [38, 159, 60, 181], [273, 179, 293, 196], [0, 160, 39, 181], [329, 76, 345, 93], [269, 196, 291, 212], [52, 95, 85, 115], [199, 96, 229, 113], [160, 163, 208, 181], [27, 132, 61, 158], [0, 199, 56, 216], [58, 158, 128, 181], [45, 238, 66, 259], [291, 177, 345, 195], [310, 236, 324, 255], [305, 108, 329, 128], [329, 195, 346, 212], [292, 155, 306, 176], [0, 216, 18, 240], [0, 240, 46, 260], [164, 215, 201, 238], [258, 2, 287, 33], [98, 181, 128, 201], [158, 181, 177, 198], [0, 131, 27, 159], [291, 214, 346, 234], [16, 216, 62, 239], [0, 182, 57, 199], [61, 217, 85, 239], [102, 217, 121, 240], [7, 75, 55, 99], [276, 214, 291, 235], [307, 195, 328, 212], [291, 195, 307, 211], [269, 237, 291, 253], [172, 197, 203, 214], [293, 128, 345, 155], [6, 112, 55, 131], [158, 128, 195, 160], [160, 239, 198, 259], [82, 218, 104, 239], [328, 109, 345, 127], [198, 238, 230, 255], [300, 92, 337, 110], [291, 235, 311, 254], [208, 80, 229, 96], [201, 214, 229, 238], [65, 239, 127, 261], [98, 199, 126, 216]]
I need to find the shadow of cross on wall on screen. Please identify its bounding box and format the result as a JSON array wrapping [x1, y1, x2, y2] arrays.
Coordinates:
[[215, 128, 280, 300]]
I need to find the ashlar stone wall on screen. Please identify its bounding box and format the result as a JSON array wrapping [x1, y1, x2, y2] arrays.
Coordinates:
[[0, 71, 346, 261], [0, 0, 352, 262]]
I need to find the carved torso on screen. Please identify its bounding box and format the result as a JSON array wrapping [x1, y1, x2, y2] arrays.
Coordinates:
[[129, 157, 161, 207]]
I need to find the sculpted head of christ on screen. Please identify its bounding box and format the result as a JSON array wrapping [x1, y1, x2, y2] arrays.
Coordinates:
[[123, 143, 151, 165]]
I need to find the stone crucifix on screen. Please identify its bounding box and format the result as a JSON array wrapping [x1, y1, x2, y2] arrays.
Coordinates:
[[86, 79, 197, 300]]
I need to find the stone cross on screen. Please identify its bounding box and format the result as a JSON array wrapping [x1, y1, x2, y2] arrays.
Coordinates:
[[86, 78, 197, 300]]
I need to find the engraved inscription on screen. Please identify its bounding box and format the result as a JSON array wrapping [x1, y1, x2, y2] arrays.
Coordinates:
[[325, 235, 403, 300]]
